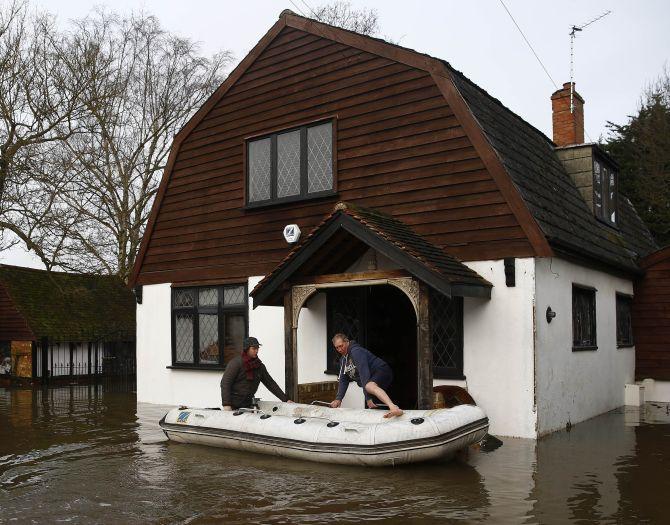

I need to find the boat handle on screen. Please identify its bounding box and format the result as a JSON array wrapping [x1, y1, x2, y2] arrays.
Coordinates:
[[310, 400, 331, 406]]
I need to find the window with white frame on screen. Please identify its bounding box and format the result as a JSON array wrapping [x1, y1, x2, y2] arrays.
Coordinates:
[[247, 120, 334, 206]]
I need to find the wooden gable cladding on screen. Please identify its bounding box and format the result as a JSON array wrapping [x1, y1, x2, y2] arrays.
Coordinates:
[[0, 282, 34, 341], [133, 20, 544, 286], [634, 247, 670, 380]]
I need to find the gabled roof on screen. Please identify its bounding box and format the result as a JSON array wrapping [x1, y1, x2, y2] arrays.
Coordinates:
[[0, 265, 135, 342], [250, 202, 492, 307], [130, 10, 656, 285]]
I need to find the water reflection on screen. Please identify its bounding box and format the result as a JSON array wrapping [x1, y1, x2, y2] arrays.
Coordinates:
[[0, 386, 668, 524]]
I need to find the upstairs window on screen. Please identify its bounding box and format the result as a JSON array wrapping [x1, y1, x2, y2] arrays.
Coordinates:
[[247, 120, 334, 206], [171, 284, 248, 368], [573, 285, 597, 351], [593, 157, 617, 226], [616, 293, 634, 347]]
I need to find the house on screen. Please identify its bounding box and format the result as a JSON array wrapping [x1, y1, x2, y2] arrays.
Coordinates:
[[130, 11, 659, 438], [0, 264, 136, 384]]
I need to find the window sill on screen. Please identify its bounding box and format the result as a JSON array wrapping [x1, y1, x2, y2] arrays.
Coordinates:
[[167, 365, 225, 371], [572, 346, 598, 352], [617, 343, 634, 349], [434, 372, 466, 381], [245, 190, 337, 211], [324, 369, 338, 376]]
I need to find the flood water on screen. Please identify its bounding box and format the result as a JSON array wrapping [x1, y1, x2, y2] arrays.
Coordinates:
[[0, 385, 668, 524]]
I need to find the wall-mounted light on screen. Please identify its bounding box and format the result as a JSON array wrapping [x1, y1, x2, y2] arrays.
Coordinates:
[[546, 306, 556, 323]]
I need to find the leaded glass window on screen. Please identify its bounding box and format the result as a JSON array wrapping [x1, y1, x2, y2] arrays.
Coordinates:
[[430, 290, 464, 379], [248, 138, 271, 202], [277, 130, 301, 198], [307, 123, 333, 193], [593, 157, 617, 226], [616, 293, 633, 347], [573, 285, 597, 350], [246, 120, 334, 206], [175, 313, 194, 363], [171, 284, 248, 368]]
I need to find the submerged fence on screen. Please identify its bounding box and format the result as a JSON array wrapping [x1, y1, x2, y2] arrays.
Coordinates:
[[33, 339, 135, 386]]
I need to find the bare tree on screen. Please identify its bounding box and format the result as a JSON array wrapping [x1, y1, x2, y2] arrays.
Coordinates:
[[1, 4, 231, 279], [0, 1, 96, 269], [46, 10, 231, 280], [310, 2, 380, 36]]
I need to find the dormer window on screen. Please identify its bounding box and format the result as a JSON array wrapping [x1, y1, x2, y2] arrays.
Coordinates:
[[593, 156, 617, 226], [246, 120, 335, 207]]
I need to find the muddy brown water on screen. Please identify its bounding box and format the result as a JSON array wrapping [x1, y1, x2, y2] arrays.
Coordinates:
[[0, 385, 668, 524]]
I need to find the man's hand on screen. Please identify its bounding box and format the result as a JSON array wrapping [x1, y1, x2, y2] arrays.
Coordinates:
[[286, 399, 295, 403], [330, 399, 342, 408], [222, 405, 233, 411], [366, 399, 377, 409]]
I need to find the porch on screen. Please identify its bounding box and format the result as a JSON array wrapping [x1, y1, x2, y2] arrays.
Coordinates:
[[250, 202, 492, 410]]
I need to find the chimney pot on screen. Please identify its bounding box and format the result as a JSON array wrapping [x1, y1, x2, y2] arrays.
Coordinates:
[[551, 82, 585, 146]]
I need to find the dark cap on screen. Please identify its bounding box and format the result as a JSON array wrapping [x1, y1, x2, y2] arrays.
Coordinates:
[[243, 336, 262, 349]]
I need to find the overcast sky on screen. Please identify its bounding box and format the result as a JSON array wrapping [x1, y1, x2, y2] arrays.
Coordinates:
[[3, 0, 670, 269]]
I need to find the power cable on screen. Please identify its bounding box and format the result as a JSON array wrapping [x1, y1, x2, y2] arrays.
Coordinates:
[[499, 0, 559, 90]]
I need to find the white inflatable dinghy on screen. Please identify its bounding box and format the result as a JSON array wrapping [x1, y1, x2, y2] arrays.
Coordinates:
[[160, 401, 488, 466]]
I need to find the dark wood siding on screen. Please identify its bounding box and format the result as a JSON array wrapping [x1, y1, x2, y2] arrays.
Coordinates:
[[634, 247, 670, 380], [0, 282, 34, 341], [137, 28, 534, 285]]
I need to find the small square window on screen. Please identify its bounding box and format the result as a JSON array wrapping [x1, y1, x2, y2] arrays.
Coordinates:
[[171, 285, 248, 368], [573, 285, 597, 350], [616, 294, 634, 347]]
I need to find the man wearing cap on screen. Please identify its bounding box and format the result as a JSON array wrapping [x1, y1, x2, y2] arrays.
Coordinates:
[[220, 336, 291, 410]]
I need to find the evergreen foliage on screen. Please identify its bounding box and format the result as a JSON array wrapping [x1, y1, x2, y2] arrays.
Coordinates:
[[604, 69, 670, 246]]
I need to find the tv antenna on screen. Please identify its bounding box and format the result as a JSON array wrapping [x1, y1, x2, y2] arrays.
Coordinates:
[[569, 10, 611, 112]]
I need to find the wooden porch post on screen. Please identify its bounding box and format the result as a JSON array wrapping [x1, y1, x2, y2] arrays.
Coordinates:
[[283, 289, 298, 400], [417, 282, 433, 410]]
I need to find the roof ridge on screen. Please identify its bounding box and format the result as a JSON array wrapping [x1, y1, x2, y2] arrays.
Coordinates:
[[0, 263, 117, 279]]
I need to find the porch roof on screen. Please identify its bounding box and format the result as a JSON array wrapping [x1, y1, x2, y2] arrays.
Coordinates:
[[250, 202, 492, 307]]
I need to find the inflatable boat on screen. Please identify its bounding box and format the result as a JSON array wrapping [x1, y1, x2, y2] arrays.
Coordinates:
[[159, 401, 489, 466]]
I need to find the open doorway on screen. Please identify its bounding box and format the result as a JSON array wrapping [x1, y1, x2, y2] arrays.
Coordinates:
[[326, 284, 418, 409]]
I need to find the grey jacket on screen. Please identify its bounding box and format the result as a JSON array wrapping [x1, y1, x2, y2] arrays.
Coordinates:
[[220, 355, 288, 408]]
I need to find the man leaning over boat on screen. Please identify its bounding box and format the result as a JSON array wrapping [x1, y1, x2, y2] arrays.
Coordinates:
[[329, 333, 403, 418], [220, 336, 292, 410]]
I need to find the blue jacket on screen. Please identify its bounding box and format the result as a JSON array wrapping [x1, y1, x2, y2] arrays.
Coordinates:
[[335, 341, 390, 401]]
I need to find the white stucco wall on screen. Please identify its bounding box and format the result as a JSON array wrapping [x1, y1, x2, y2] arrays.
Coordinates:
[[136, 279, 289, 407], [534, 257, 635, 435], [435, 258, 537, 438], [136, 260, 538, 435], [295, 291, 364, 408]]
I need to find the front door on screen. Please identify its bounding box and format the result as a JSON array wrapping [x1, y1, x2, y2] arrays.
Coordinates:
[[326, 285, 418, 409]]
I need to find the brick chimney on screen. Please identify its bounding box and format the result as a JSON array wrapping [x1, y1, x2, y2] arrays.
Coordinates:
[[551, 82, 584, 146]]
